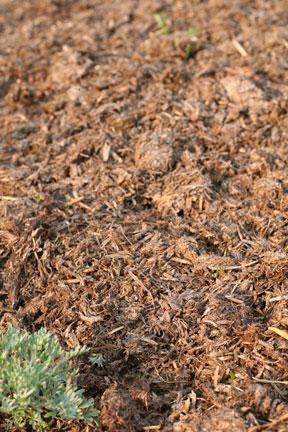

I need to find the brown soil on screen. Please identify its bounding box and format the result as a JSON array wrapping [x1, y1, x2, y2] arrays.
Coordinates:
[[0, 1, 288, 431]]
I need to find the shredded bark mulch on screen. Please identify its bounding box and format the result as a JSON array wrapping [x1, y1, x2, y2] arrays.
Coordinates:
[[0, 0, 287, 431]]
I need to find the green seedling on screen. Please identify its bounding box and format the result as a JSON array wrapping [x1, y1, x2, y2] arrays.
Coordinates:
[[214, 267, 224, 279], [154, 13, 169, 35], [186, 26, 198, 37], [65, 194, 71, 206], [229, 369, 235, 389], [184, 42, 193, 59], [32, 193, 45, 203], [184, 27, 198, 59], [90, 353, 104, 368]]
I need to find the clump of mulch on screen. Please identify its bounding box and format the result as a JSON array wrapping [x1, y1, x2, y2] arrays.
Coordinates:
[[172, 408, 247, 432], [134, 131, 174, 173]]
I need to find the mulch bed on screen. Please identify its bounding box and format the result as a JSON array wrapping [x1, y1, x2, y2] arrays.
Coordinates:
[[0, 0, 287, 431]]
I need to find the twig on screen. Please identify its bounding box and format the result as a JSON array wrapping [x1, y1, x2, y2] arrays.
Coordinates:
[[232, 38, 248, 57], [208, 260, 259, 271], [0, 195, 21, 201], [107, 326, 124, 336], [128, 271, 155, 305], [248, 413, 288, 431]]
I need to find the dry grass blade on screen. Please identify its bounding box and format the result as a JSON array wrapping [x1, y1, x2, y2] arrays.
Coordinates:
[[268, 327, 288, 341], [253, 378, 288, 385], [232, 38, 248, 57]]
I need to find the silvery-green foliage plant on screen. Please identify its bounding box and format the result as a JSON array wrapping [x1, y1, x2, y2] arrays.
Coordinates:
[[0, 326, 98, 430]]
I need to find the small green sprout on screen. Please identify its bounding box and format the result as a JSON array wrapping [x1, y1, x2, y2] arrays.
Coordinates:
[[154, 13, 169, 35], [90, 353, 104, 368], [186, 26, 198, 37], [214, 267, 224, 279], [184, 27, 198, 59], [65, 194, 71, 206], [184, 42, 193, 59], [32, 193, 45, 203], [229, 369, 235, 389]]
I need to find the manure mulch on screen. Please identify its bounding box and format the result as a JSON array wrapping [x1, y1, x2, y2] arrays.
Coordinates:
[[0, 0, 287, 431]]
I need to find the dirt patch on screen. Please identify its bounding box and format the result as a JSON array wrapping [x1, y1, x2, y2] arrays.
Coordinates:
[[0, 0, 288, 431]]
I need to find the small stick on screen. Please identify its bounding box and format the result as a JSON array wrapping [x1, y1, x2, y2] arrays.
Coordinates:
[[107, 326, 124, 336], [248, 413, 288, 431], [232, 39, 248, 57], [128, 271, 155, 305], [209, 260, 259, 271]]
